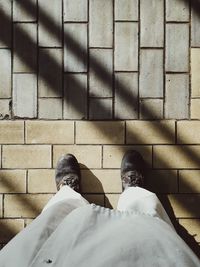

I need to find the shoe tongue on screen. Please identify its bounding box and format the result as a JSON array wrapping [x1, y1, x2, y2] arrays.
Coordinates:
[[57, 174, 79, 190], [122, 170, 138, 178], [126, 170, 137, 175], [63, 173, 78, 179]]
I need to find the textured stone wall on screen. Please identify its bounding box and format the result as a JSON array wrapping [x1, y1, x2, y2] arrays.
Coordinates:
[[0, 0, 199, 120]]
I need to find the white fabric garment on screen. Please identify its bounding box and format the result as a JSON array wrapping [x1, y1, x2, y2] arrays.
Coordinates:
[[44, 185, 173, 228], [42, 185, 89, 212], [0, 186, 199, 267]]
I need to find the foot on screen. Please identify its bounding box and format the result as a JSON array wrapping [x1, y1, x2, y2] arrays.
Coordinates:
[[55, 154, 81, 192], [121, 150, 145, 191]]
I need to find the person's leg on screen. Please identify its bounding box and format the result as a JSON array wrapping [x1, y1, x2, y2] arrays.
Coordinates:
[[118, 150, 174, 229], [0, 154, 89, 267], [117, 186, 174, 228], [42, 184, 88, 212], [43, 153, 89, 212]]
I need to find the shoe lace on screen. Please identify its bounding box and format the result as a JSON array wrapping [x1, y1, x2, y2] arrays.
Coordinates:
[[122, 170, 144, 187], [58, 174, 79, 190]]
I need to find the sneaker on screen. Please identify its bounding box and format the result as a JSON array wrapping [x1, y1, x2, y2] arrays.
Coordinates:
[[55, 154, 81, 192], [121, 150, 145, 191]]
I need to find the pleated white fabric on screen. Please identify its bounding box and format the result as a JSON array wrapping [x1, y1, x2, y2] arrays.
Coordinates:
[[0, 186, 199, 267]]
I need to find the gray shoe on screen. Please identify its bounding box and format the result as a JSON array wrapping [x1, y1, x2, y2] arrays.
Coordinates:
[[55, 154, 81, 192], [121, 150, 145, 191]]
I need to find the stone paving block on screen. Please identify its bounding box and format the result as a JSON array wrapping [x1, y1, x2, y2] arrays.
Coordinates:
[[0, 0, 11, 48], [82, 194, 104, 206], [179, 170, 200, 193], [191, 6, 200, 47], [103, 145, 152, 168], [39, 48, 62, 97], [146, 170, 178, 194], [64, 74, 87, 119], [53, 145, 102, 169], [76, 121, 125, 144], [166, 0, 189, 21], [115, 22, 138, 71], [28, 169, 56, 193], [0, 219, 24, 243], [105, 194, 120, 209], [168, 194, 200, 218], [26, 121, 74, 144], [153, 145, 200, 169], [4, 194, 52, 218], [81, 170, 121, 193], [0, 195, 2, 217], [0, 146, 1, 169], [126, 121, 175, 144], [177, 121, 200, 144], [165, 74, 189, 119], [115, 0, 138, 21], [64, 23, 87, 72], [0, 49, 11, 98], [2, 145, 51, 169], [166, 23, 189, 72], [191, 99, 200, 119], [0, 100, 11, 120], [0, 121, 24, 144], [0, 170, 26, 193], [39, 98, 62, 119], [38, 0, 62, 47], [64, 0, 88, 21], [13, 74, 37, 118], [89, 0, 113, 47], [179, 219, 200, 243], [13, 0, 37, 22], [89, 98, 112, 120], [140, 49, 163, 98], [89, 49, 113, 97], [115, 73, 138, 119], [140, 0, 164, 47], [140, 99, 163, 119], [191, 48, 200, 97], [13, 23, 37, 72]]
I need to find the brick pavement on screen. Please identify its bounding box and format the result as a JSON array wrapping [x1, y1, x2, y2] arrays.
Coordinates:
[[0, 0, 199, 120], [0, 120, 199, 250]]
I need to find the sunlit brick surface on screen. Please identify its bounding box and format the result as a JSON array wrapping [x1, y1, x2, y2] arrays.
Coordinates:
[[0, 0, 197, 120], [0, 120, 199, 256]]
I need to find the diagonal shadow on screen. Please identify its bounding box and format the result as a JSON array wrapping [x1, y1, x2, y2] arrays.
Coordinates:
[[1, 0, 199, 219], [9, 0, 200, 179], [2, 0, 197, 168], [0, 1, 196, 198], [0, 0, 199, 256], [190, 0, 200, 17], [0, 175, 51, 244]]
